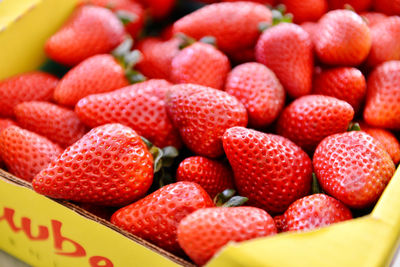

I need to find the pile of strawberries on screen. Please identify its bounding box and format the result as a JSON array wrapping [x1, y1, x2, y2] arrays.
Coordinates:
[[1, 0, 400, 265]]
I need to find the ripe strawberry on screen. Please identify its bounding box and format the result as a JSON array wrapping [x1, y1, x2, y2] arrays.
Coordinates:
[[224, 62, 285, 128], [373, 0, 400, 16], [75, 79, 182, 149], [176, 156, 234, 198], [282, 194, 352, 232], [14, 101, 86, 147], [277, 95, 354, 152], [328, 0, 372, 11], [224, 0, 275, 4], [359, 122, 400, 164], [83, 0, 145, 38], [273, 214, 286, 232], [363, 60, 400, 130], [281, 0, 328, 23], [223, 127, 313, 214], [45, 5, 125, 66], [32, 123, 154, 206], [136, 37, 180, 80], [0, 119, 17, 133], [0, 72, 58, 117], [54, 54, 129, 106], [255, 23, 313, 99], [111, 182, 214, 254], [313, 67, 366, 112], [360, 12, 388, 27], [366, 16, 400, 67], [315, 10, 371, 66], [300, 22, 318, 43], [173, 2, 272, 54], [228, 47, 256, 64], [171, 42, 230, 90], [0, 126, 63, 182], [167, 84, 247, 158], [313, 131, 396, 209], [177, 207, 277, 265], [138, 0, 175, 19]]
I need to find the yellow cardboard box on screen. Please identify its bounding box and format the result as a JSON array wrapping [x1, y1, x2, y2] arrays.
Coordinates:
[[1, 0, 400, 266]]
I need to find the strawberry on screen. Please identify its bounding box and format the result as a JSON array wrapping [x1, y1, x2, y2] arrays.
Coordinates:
[[111, 182, 214, 254], [228, 47, 256, 64], [273, 214, 286, 232], [224, 62, 285, 128], [277, 95, 354, 152], [32, 123, 154, 206], [300, 22, 318, 43], [366, 16, 400, 67], [136, 37, 180, 80], [54, 54, 130, 106], [281, 0, 328, 23], [224, 0, 275, 4], [83, 0, 145, 38], [176, 156, 234, 198], [138, 0, 175, 19], [373, 0, 400, 16], [166, 84, 247, 158], [313, 67, 366, 112], [315, 10, 371, 66], [75, 79, 182, 149], [14, 101, 86, 147], [313, 131, 396, 209], [363, 60, 400, 130], [0, 72, 58, 117], [282, 194, 352, 232], [171, 42, 230, 90], [359, 122, 400, 165], [177, 207, 277, 265], [0, 119, 17, 133], [255, 23, 313, 99], [76, 203, 115, 221], [223, 127, 313, 214], [360, 12, 388, 27], [0, 126, 63, 182], [45, 5, 125, 66], [327, 0, 372, 11], [173, 2, 272, 54]]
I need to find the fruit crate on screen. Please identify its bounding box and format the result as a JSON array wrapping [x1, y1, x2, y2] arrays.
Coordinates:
[[1, 0, 400, 266]]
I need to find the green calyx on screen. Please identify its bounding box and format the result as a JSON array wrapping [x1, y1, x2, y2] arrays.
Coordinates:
[[347, 122, 361, 132], [176, 33, 217, 50], [214, 189, 249, 207], [116, 10, 138, 25], [312, 173, 324, 194], [112, 37, 146, 84], [259, 4, 293, 32]]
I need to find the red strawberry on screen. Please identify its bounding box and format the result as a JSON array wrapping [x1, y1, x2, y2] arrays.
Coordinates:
[[255, 23, 313, 99], [45, 5, 125, 66], [313, 67, 366, 112], [363, 60, 400, 130], [136, 37, 180, 80], [277, 95, 354, 152], [177, 207, 277, 265], [83, 0, 145, 38], [76, 203, 115, 221], [282, 194, 352, 232], [54, 54, 130, 106], [138, 0, 175, 19], [14, 101, 86, 147], [0, 72, 58, 117], [273, 214, 286, 232], [111, 182, 214, 254], [0, 126, 63, 182], [328, 0, 372, 11], [173, 2, 272, 54], [223, 127, 313, 214], [366, 16, 400, 67], [281, 0, 328, 23], [313, 131, 396, 209], [228, 47, 256, 64], [224, 62, 285, 128], [32, 123, 154, 206], [176, 156, 234, 198], [373, 0, 400, 16], [300, 22, 318, 43], [224, 0, 275, 4], [75, 79, 181, 148], [167, 84, 247, 158], [171, 42, 230, 90], [359, 122, 400, 164], [0, 119, 17, 133], [360, 12, 388, 27], [315, 10, 371, 66]]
